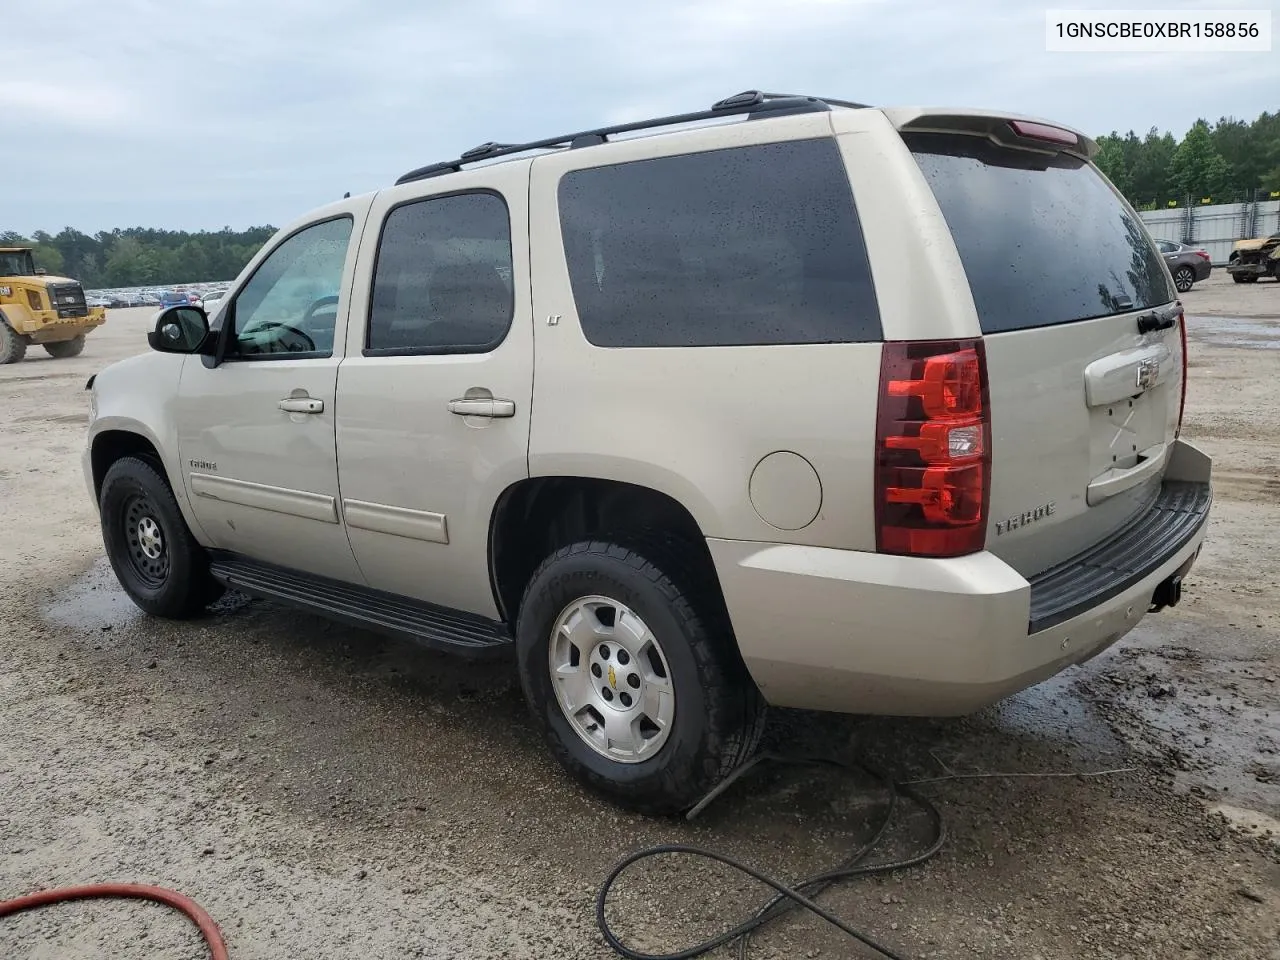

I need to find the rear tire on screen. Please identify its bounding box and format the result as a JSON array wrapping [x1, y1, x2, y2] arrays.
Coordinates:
[[0, 317, 27, 364], [43, 336, 85, 359], [1232, 273, 1248, 283], [1173, 266, 1195, 293], [515, 539, 765, 815], [100, 456, 223, 618]]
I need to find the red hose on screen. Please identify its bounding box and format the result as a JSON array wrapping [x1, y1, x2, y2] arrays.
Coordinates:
[[0, 883, 229, 960]]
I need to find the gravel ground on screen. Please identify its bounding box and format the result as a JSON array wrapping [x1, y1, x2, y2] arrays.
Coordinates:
[[3, 273, 1280, 959]]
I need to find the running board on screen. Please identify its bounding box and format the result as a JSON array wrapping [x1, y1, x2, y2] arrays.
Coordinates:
[[208, 553, 512, 658]]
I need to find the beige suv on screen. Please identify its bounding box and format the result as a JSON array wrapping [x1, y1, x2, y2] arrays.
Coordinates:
[[84, 92, 1212, 813]]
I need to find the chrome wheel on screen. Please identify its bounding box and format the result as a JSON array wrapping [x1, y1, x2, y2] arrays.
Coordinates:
[[1174, 267, 1195, 292], [124, 495, 168, 587], [548, 595, 675, 764]]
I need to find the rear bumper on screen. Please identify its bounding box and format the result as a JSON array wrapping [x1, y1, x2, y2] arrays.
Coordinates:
[[1193, 260, 1212, 281], [709, 439, 1212, 716]]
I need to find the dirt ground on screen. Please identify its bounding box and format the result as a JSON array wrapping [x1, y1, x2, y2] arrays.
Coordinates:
[[2, 273, 1279, 959]]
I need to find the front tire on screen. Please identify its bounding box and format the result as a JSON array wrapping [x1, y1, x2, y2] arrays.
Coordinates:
[[43, 336, 85, 359], [1173, 266, 1195, 293], [0, 317, 27, 364], [100, 456, 222, 618], [515, 540, 764, 815]]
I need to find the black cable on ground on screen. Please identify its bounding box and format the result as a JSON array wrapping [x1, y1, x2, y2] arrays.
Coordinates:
[[596, 754, 945, 960]]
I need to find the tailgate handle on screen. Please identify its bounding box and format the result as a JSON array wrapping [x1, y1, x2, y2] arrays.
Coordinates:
[[1136, 311, 1176, 334], [1086, 442, 1168, 505]]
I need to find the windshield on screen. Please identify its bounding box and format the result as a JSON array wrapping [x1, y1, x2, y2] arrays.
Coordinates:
[[0, 251, 36, 277], [905, 132, 1174, 334]]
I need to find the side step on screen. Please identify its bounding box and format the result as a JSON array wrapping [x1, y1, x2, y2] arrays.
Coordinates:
[[208, 553, 513, 658]]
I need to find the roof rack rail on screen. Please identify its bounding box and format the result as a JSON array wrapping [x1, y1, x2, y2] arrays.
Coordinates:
[[394, 90, 871, 185]]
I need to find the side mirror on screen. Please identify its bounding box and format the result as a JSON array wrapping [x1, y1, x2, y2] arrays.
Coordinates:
[[148, 305, 209, 354]]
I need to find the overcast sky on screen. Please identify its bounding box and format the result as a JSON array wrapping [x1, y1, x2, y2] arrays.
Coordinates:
[[3, 0, 1276, 235]]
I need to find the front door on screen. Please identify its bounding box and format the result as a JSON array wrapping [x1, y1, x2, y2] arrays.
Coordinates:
[[335, 163, 533, 617], [177, 205, 370, 583]]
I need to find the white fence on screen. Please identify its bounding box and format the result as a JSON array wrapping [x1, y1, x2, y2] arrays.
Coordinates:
[[1140, 200, 1280, 265]]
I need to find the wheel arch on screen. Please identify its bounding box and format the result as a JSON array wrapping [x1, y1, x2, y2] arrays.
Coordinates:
[[90, 427, 169, 499], [487, 476, 727, 628], [0, 302, 34, 334]]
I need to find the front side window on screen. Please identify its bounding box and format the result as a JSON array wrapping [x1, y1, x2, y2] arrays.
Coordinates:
[[366, 192, 513, 355], [557, 139, 881, 348], [230, 217, 353, 358]]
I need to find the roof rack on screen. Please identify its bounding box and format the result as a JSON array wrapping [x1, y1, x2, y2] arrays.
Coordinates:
[[394, 90, 871, 185]]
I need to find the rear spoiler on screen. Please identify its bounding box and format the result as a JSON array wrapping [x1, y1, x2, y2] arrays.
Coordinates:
[[881, 108, 1099, 162]]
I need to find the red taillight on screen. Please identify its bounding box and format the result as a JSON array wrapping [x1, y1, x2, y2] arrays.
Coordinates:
[[876, 340, 991, 558], [1194, 250, 1210, 261], [1176, 302, 1188, 438], [1008, 120, 1079, 147]]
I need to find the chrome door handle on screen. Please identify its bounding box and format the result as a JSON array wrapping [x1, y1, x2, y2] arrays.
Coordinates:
[[447, 397, 516, 418], [279, 397, 323, 414]]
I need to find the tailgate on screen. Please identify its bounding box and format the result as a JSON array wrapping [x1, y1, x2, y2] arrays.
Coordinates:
[[904, 125, 1182, 578]]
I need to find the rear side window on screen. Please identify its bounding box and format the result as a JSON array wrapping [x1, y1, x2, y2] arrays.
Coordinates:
[[557, 138, 880, 348], [367, 191, 513, 355], [905, 132, 1174, 335]]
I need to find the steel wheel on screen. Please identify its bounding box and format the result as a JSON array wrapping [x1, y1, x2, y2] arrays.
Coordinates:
[[548, 595, 675, 764], [123, 494, 169, 588], [1174, 267, 1195, 293]]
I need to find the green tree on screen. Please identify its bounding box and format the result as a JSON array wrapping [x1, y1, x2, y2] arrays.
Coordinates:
[[1131, 128, 1178, 204], [1209, 116, 1257, 193], [1169, 120, 1231, 199], [31, 243, 65, 275], [1095, 134, 1132, 196]]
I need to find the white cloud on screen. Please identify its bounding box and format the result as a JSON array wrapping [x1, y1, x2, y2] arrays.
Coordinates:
[[0, 80, 135, 126], [1, 0, 1276, 233]]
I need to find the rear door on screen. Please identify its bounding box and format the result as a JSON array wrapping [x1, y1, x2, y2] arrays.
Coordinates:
[[334, 162, 533, 618], [900, 123, 1182, 577]]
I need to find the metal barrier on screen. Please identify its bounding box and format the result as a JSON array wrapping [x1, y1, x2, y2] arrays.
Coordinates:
[[1140, 199, 1280, 265]]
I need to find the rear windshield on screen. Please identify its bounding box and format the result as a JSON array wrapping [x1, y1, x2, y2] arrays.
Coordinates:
[[905, 132, 1174, 335]]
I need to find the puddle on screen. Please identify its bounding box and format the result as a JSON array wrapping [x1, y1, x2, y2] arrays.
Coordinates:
[[1187, 314, 1280, 350], [43, 558, 144, 632], [1077, 629, 1280, 819], [989, 673, 1127, 762]]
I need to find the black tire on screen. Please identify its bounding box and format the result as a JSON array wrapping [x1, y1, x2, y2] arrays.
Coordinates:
[[1232, 273, 1248, 283], [100, 456, 222, 618], [1173, 266, 1195, 293], [515, 539, 765, 815], [1241, 274, 1259, 283], [43, 335, 85, 359], [0, 316, 27, 364]]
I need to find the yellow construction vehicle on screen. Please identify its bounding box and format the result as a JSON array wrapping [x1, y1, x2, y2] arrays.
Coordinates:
[[0, 246, 106, 364]]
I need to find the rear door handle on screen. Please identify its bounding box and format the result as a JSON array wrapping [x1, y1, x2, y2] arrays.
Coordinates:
[[279, 397, 323, 414], [447, 397, 516, 418]]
